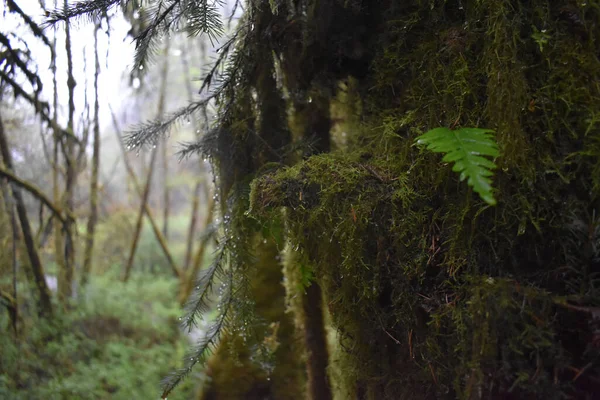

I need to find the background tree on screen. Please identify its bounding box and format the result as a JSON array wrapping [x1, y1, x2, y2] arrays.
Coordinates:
[[1, 1, 219, 398]]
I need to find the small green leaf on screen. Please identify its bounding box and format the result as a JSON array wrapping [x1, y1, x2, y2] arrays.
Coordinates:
[[415, 127, 499, 205]]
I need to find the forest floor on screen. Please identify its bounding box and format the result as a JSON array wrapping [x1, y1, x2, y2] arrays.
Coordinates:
[[0, 214, 212, 399]]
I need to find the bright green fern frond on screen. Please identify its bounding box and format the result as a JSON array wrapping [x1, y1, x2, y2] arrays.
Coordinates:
[[415, 127, 499, 205]]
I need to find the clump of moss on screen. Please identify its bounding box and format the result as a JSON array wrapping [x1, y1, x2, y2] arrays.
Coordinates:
[[251, 141, 598, 397], [431, 276, 563, 398]]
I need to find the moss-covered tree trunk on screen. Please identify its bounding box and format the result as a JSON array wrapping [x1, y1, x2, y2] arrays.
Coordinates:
[[199, 238, 305, 400], [195, 1, 309, 397], [289, 92, 333, 400], [0, 114, 53, 317], [249, 0, 600, 399]]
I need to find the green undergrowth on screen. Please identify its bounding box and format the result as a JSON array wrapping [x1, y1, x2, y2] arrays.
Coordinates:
[[0, 270, 195, 400]]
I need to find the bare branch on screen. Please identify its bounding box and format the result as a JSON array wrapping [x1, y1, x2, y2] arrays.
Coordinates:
[[6, 0, 53, 50], [0, 166, 68, 226], [0, 70, 81, 145]]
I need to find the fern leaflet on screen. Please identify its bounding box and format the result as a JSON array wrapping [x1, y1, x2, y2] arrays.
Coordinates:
[[415, 127, 499, 205]]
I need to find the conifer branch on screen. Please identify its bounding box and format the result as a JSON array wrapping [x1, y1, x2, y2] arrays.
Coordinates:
[[132, 1, 225, 71], [124, 98, 212, 150], [181, 0, 223, 45], [131, 1, 177, 72], [125, 25, 242, 151], [6, 0, 53, 49], [0, 33, 43, 95], [45, 0, 125, 24], [47, 0, 225, 73], [181, 237, 228, 332], [161, 268, 233, 399], [176, 127, 219, 160]]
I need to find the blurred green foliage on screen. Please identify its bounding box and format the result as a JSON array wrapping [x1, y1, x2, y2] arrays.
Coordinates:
[[0, 269, 198, 400]]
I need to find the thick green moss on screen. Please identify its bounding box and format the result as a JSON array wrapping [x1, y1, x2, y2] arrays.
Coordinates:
[[250, 142, 597, 398], [247, 0, 600, 398]]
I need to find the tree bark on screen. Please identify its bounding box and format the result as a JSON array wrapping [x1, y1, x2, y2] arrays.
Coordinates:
[[0, 114, 53, 317]]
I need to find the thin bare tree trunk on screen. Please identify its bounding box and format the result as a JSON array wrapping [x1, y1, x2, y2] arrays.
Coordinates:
[[122, 40, 172, 282], [110, 111, 180, 280], [58, 0, 77, 303], [0, 177, 18, 335], [123, 147, 158, 282], [183, 181, 202, 271], [81, 25, 101, 288], [9, 202, 18, 334], [161, 138, 169, 239], [50, 0, 65, 300], [178, 196, 214, 305], [302, 282, 331, 400], [289, 87, 333, 400], [180, 41, 206, 272], [0, 114, 53, 317], [160, 39, 171, 240]]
